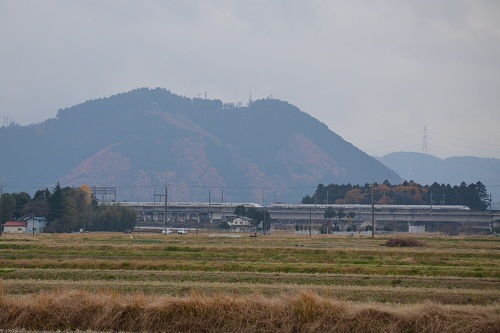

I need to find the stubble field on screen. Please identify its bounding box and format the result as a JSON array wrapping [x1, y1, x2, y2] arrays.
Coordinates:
[[0, 232, 499, 332]]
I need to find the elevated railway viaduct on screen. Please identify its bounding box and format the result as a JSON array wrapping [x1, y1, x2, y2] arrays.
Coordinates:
[[110, 202, 500, 233], [268, 204, 498, 233]]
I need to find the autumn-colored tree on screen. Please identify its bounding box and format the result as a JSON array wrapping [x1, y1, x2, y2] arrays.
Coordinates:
[[73, 184, 93, 232], [377, 195, 393, 204], [340, 189, 366, 204], [374, 183, 391, 197], [392, 181, 425, 205]]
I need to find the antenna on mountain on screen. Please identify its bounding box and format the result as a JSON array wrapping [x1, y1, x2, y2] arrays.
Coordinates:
[[3, 117, 8, 127], [248, 85, 253, 106], [422, 126, 428, 153], [204, 84, 207, 100]]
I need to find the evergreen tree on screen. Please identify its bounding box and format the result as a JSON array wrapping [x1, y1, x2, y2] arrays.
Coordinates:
[[323, 206, 336, 234], [90, 205, 136, 232], [24, 189, 50, 217], [336, 208, 346, 220], [234, 205, 247, 217], [323, 206, 336, 220], [236, 206, 271, 229], [12, 192, 31, 217], [46, 184, 79, 232], [47, 183, 64, 222], [467, 181, 488, 210], [0, 194, 16, 223]]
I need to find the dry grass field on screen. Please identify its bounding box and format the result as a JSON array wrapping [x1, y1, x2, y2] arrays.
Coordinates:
[[0, 232, 499, 332]]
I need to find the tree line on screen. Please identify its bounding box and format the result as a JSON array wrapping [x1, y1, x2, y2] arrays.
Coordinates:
[[302, 180, 490, 211], [0, 183, 136, 232]]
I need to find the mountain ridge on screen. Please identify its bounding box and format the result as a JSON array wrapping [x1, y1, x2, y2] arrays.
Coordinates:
[[0, 88, 399, 202]]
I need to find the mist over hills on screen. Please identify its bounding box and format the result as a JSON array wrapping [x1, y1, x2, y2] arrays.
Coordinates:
[[0, 88, 399, 203], [379, 152, 500, 207]]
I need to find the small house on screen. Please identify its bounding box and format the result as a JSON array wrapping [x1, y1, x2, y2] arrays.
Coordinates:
[[2, 221, 27, 234], [229, 216, 253, 231]]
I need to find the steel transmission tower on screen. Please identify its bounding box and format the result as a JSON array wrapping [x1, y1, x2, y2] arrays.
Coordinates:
[[422, 126, 428, 153]]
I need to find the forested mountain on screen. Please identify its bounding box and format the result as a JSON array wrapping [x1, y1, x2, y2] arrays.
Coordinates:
[[0, 88, 400, 203], [379, 152, 500, 208]]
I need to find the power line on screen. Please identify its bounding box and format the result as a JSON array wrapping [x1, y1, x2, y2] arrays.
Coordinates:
[[358, 128, 500, 158], [428, 130, 500, 148], [1, 184, 54, 189], [422, 126, 428, 153], [427, 134, 500, 156], [359, 130, 421, 148]]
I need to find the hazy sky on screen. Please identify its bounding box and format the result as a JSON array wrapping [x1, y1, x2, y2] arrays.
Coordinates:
[[2, 0, 500, 159]]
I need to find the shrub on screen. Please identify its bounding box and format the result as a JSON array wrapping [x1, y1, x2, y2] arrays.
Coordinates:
[[385, 238, 425, 247]]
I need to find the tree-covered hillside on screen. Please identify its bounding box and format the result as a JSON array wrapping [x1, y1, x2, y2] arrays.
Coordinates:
[[303, 180, 490, 211], [0, 88, 400, 202]]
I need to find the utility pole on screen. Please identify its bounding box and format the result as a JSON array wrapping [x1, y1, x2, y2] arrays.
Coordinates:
[[163, 185, 168, 232], [153, 187, 156, 221], [371, 182, 375, 239], [314, 194, 317, 226], [490, 194, 494, 234], [263, 208, 267, 235], [154, 187, 167, 225], [430, 193, 433, 215], [309, 207, 312, 237], [490, 194, 492, 215]]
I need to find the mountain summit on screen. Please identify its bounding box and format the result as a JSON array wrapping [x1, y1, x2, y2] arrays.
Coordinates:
[[0, 88, 399, 202]]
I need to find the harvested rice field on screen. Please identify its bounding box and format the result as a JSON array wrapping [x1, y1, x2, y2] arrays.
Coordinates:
[[0, 232, 499, 332]]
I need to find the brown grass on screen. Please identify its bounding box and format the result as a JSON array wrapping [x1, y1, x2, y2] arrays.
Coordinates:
[[0, 290, 499, 333], [385, 238, 425, 247]]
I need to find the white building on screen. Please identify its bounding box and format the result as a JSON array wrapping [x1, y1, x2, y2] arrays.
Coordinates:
[[409, 225, 425, 233], [25, 217, 48, 234], [229, 216, 253, 231]]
